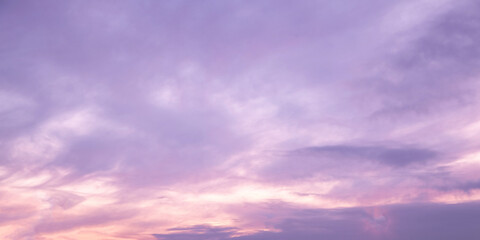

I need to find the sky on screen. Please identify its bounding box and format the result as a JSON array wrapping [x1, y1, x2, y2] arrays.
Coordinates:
[[1, 0, 480, 239]]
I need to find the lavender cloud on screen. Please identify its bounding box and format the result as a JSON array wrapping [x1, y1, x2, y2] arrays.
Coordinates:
[[1, 0, 480, 239], [154, 202, 480, 240]]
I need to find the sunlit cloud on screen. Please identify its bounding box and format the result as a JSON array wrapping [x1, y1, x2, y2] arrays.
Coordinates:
[[1, 0, 480, 239]]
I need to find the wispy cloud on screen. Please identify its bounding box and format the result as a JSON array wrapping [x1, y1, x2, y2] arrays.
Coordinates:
[[1, 0, 480, 239]]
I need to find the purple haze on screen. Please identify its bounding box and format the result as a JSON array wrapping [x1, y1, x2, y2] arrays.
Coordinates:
[[1, 0, 480, 239]]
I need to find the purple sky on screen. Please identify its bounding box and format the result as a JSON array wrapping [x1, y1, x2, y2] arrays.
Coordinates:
[[1, 0, 480, 239]]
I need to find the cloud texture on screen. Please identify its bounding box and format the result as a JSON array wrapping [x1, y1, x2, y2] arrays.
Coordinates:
[[1, 0, 480, 239]]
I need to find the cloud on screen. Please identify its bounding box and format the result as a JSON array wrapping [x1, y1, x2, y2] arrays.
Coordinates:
[[33, 208, 135, 234], [153, 225, 237, 240], [1, 0, 480, 239], [152, 202, 480, 240], [292, 145, 437, 167], [261, 144, 438, 182], [367, 0, 480, 117]]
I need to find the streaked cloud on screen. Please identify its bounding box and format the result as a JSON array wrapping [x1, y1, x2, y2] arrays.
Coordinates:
[[1, 0, 480, 239]]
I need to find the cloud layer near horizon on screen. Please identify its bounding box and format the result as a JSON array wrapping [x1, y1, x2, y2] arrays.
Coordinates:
[[1, 0, 480, 239]]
